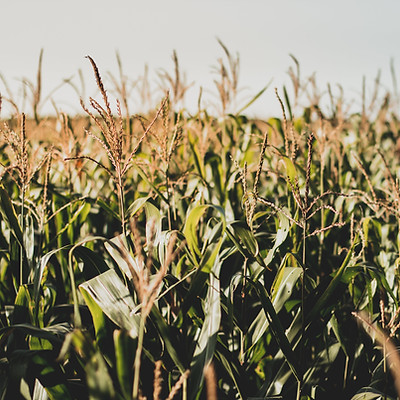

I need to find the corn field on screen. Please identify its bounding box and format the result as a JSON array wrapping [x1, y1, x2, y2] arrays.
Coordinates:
[[1, 48, 400, 400]]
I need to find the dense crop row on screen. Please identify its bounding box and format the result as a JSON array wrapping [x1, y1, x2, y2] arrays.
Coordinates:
[[1, 50, 400, 399]]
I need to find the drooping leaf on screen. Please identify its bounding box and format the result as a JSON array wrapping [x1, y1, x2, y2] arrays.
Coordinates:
[[183, 204, 225, 273], [125, 195, 151, 219], [34, 248, 59, 311], [0, 323, 70, 349], [79, 269, 140, 338], [228, 221, 268, 269], [73, 245, 110, 280], [105, 235, 138, 279], [248, 258, 302, 352], [263, 211, 291, 270], [271, 262, 302, 311]]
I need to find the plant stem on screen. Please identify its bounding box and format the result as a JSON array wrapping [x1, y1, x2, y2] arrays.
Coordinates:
[[318, 156, 325, 267], [67, 247, 82, 329], [183, 379, 187, 400], [132, 315, 146, 400], [296, 380, 301, 400], [343, 356, 349, 389], [117, 175, 126, 237], [20, 188, 25, 287], [166, 172, 172, 231]]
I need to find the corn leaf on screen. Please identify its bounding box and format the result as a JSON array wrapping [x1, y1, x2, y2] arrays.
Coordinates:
[[0, 184, 23, 246], [114, 329, 135, 400], [247, 259, 302, 352], [79, 269, 140, 338], [306, 234, 359, 326], [149, 307, 187, 374], [189, 257, 222, 399], [251, 280, 302, 382], [228, 221, 267, 269], [183, 204, 225, 273]]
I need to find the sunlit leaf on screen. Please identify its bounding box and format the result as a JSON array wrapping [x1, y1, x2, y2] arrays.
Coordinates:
[[79, 269, 140, 338], [183, 204, 226, 273]]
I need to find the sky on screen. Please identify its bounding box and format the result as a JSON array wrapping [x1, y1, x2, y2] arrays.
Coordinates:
[[0, 0, 399, 118]]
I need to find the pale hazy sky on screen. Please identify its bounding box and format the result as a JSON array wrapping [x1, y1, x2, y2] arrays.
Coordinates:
[[1, 0, 399, 117]]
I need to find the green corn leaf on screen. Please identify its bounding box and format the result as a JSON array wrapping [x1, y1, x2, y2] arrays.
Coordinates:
[[49, 200, 90, 246], [189, 258, 222, 398], [86, 350, 116, 399], [80, 283, 114, 358], [231, 222, 258, 256], [32, 379, 49, 400], [228, 222, 268, 269], [24, 213, 34, 263], [271, 261, 302, 311], [263, 211, 290, 270], [236, 83, 271, 116], [72, 245, 110, 280], [105, 235, 138, 279], [247, 258, 302, 353], [215, 341, 246, 400], [13, 284, 33, 324], [302, 342, 341, 385], [329, 314, 349, 358], [96, 197, 120, 222], [182, 205, 206, 258], [125, 195, 151, 218], [188, 132, 206, 181], [367, 263, 398, 308], [149, 307, 187, 374], [133, 165, 169, 205], [34, 246, 69, 313], [0, 323, 70, 350], [280, 156, 297, 187], [251, 280, 302, 382], [67, 236, 123, 329], [283, 85, 293, 120], [143, 201, 162, 245], [306, 234, 359, 326], [114, 329, 135, 400], [31, 353, 73, 400], [207, 153, 224, 203], [5, 349, 72, 400], [79, 269, 140, 338], [126, 196, 162, 243], [0, 184, 23, 246], [183, 204, 225, 273], [225, 226, 249, 260]]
